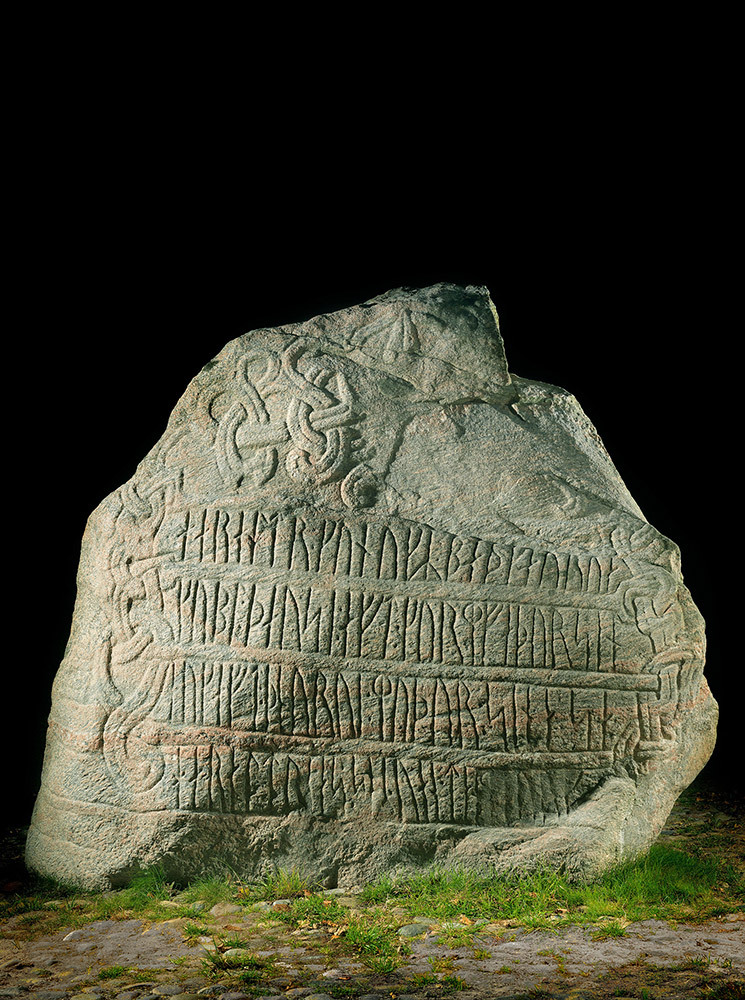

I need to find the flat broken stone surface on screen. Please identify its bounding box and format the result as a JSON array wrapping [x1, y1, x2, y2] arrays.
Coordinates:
[[26, 283, 716, 887]]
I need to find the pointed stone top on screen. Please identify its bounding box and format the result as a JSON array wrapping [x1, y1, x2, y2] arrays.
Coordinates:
[[288, 281, 509, 403]]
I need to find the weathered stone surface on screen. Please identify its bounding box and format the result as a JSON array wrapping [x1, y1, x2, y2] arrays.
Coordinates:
[[26, 284, 716, 887]]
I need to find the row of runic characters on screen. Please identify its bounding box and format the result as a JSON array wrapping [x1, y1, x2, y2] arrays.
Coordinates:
[[164, 577, 621, 671], [161, 744, 600, 826], [139, 659, 671, 753], [157, 507, 632, 594]]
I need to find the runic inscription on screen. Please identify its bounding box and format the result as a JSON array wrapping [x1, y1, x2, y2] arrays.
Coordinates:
[[160, 745, 609, 825], [104, 504, 683, 822]]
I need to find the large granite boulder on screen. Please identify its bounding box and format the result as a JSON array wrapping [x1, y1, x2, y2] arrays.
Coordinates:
[[27, 284, 716, 888]]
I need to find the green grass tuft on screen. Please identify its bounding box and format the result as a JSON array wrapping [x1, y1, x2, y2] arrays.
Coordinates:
[[344, 916, 404, 972], [98, 965, 129, 979], [359, 844, 743, 929], [176, 874, 236, 908], [201, 944, 275, 980], [590, 919, 628, 940], [238, 866, 321, 901], [220, 933, 246, 949], [116, 866, 172, 907], [182, 922, 209, 938]]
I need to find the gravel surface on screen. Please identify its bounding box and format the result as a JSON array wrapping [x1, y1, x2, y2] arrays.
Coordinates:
[[2, 780, 743, 998]]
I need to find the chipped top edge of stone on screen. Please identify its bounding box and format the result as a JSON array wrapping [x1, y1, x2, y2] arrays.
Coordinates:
[[234, 281, 511, 395], [212, 282, 500, 356], [274, 281, 501, 338], [361, 281, 494, 306]]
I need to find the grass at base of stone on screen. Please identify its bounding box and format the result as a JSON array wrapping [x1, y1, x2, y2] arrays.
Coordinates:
[[238, 867, 323, 900], [0, 866, 243, 940], [699, 985, 745, 999], [174, 872, 239, 908], [0, 867, 179, 939], [360, 843, 744, 929], [2, 793, 743, 967]]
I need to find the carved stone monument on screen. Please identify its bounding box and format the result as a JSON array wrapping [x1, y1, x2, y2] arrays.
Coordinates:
[[27, 285, 716, 888]]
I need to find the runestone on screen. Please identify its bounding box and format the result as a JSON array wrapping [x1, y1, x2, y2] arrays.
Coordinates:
[[27, 284, 716, 887]]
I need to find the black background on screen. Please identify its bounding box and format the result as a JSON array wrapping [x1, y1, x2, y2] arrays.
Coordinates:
[[6, 145, 736, 827]]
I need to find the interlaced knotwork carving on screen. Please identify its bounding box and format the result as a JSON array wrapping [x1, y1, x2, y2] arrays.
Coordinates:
[[215, 341, 358, 491]]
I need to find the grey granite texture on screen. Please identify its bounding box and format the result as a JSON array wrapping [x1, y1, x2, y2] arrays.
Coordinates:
[[27, 284, 715, 887]]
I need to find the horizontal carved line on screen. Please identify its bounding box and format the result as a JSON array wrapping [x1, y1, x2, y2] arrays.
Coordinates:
[[140, 725, 619, 768]]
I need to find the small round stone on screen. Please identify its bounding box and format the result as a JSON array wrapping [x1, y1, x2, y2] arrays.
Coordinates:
[[397, 923, 426, 936], [208, 902, 241, 917]]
